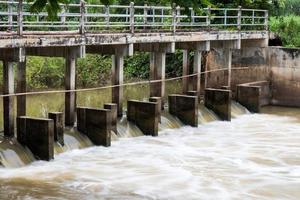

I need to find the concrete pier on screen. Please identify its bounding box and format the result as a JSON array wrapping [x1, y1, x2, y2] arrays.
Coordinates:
[[150, 52, 166, 108], [17, 117, 54, 161], [48, 112, 64, 146], [236, 81, 270, 113], [76, 107, 112, 146], [3, 61, 15, 137], [168, 94, 198, 127], [205, 88, 231, 121], [127, 100, 159, 136], [149, 97, 162, 122], [16, 61, 26, 117], [112, 53, 124, 117], [193, 51, 202, 96], [65, 55, 76, 126], [104, 103, 118, 134], [182, 50, 190, 94]]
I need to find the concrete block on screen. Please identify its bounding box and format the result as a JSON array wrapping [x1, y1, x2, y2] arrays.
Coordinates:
[[76, 107, 112, 147], [205, 88, 231, 121], [104, 103, 117, 134], [236, 81, 270, 113], [127, 100, 159, 136], [17, 116, 54, 161], [168, 94, 198, 127], [149, 97, 162, 122], [48, 112, 64, 146]]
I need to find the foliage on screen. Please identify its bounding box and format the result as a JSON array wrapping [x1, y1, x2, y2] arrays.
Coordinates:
[[269, 15, 300, 47]]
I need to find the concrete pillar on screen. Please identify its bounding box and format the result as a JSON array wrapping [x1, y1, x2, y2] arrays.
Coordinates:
[[48, 112, 64, 146], [127, 100, 159, 136], [182, 50, 190, 94], [16, 61, 26, 117], [76, 107, 112, 146], [205, 88, 231, 121], [224, 49, 232, 89], [3, 61, 15, 137], [150, 52, 166, 108], [104, 103, 117, 134], [17, 116, 54, 161], [168, 94, 198, 127], [193, 51, 202, 96], [112, 54, 124, 117], [65, 57, 76, 126]]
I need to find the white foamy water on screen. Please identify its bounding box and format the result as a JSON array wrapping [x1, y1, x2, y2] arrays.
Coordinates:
[[0, 111, 299, 200]]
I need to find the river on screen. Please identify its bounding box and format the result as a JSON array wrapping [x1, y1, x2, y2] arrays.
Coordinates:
[[0, 105, 299, 199]]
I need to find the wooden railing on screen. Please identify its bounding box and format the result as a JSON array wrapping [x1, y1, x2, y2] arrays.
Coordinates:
[[0, 1, 268, 35]]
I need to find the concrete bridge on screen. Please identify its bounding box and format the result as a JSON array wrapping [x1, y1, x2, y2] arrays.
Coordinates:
[[0, 1, 268, 142]]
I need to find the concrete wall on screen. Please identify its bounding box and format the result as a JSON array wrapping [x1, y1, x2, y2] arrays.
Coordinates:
[[206, 47, 270, 96], [269, 47, 300, 106], [206, 46, 300, 107]]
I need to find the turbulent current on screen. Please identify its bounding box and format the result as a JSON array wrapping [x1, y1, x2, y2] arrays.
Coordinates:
[[0, 105, 299, 200]]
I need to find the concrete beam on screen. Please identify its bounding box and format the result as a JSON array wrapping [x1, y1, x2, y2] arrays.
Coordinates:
[[176, 41, 210, 51], [134, 42, 175, 53], [241, 39, 268, 48], [150, 52, 166, 108], [17, 116, 54, 161], [205, 88, 231, 121], [26, 46, 85, 58], [127, 100, 159, 136], [3, 61, 15, 137], [211, 40, 240, 50], [112, 53, 124, 117], [0, 48, 25, 62], [168, 94, 198, 127], [86, 44, 133, 56], [16, 61, 26, 117]]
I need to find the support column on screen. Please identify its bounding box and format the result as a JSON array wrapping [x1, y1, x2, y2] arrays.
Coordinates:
[[112, 53, 124, 117], [3, 61, 15, 137], [65, 57, 76, 126], [16, 61, 26, 117], [193, 51, 202, 96], [150, 52, 166, 107], [182, 50, 190, 94], [224, 49, 232, 89]]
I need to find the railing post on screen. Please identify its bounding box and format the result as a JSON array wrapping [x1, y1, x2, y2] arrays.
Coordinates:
[[237, 6, 242, 31], [172, 3, 177, 33], [191, 8, 195, 26], [79, 0, 85, 34], [143, 4, 148, 31], [105, 5, 110, 28], [224, 9, 227, 27], [8, 0, 13, 32], [176, 6, 181, 24], [17, 0, 23, 36], [264, 10, 268, 31], [252, 10, 255, 25], [207, 6, 211, 31], [129, 2, 134, 34]]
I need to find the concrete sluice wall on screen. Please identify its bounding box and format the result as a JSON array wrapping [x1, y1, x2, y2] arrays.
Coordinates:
[[206, 46, 300, 107], [0, 100, 249, 168]]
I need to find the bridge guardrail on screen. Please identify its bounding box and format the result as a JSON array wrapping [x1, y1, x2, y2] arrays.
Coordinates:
[[0, 1, 268, 35]]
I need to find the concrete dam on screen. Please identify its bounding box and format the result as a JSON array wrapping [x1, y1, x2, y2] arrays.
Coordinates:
[[0, 1, 299, 199]]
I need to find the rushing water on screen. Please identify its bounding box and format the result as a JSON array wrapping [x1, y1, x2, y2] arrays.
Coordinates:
[[0, 105, 299, 199]]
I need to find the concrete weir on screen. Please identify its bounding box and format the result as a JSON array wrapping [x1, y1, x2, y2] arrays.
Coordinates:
[[168, 94, 198, 127], [17, 117, 54, 161], [204, 88, 231, 121], [77, 107, 112, 147], [127, 100, 159, 136], [236, 81, 271, 113]]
